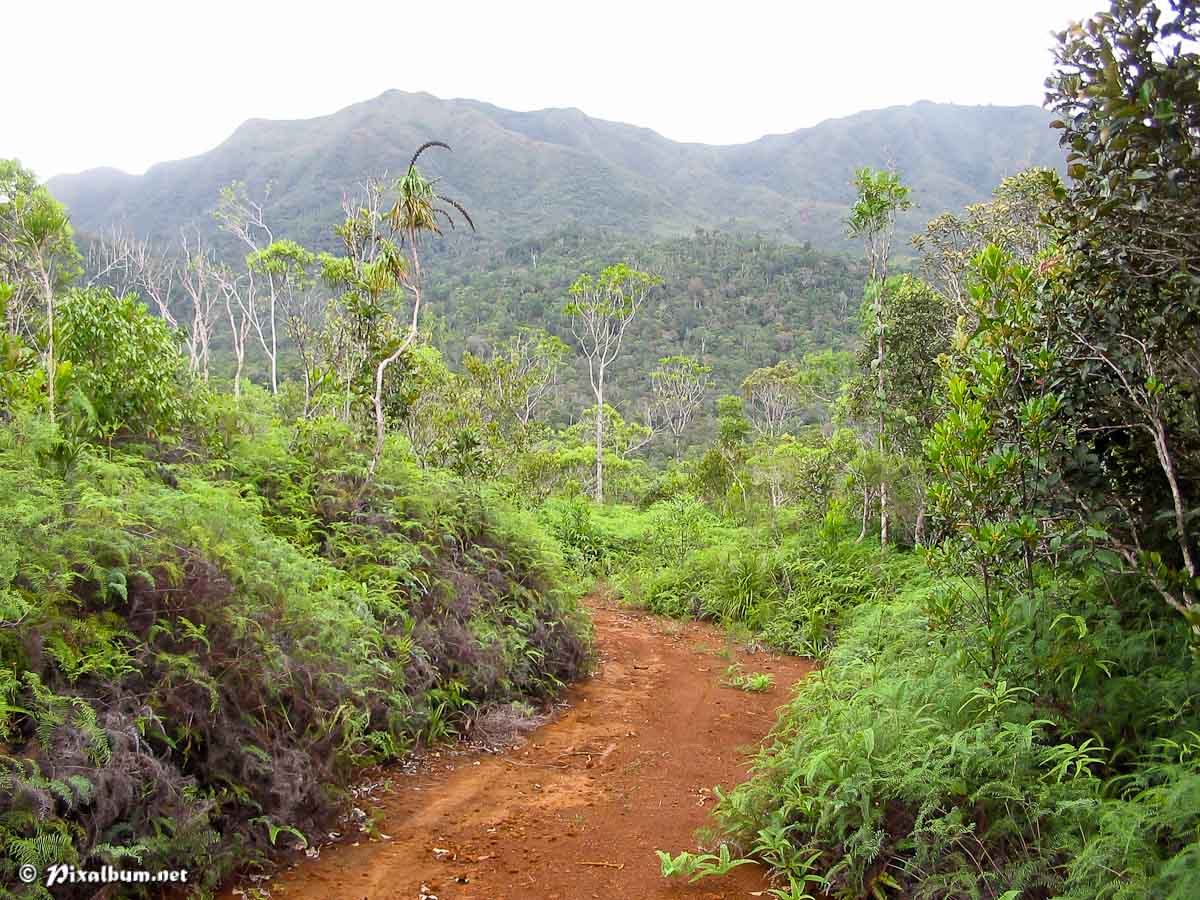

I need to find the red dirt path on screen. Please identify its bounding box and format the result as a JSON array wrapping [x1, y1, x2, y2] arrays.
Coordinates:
[[232, 600, 814, 900]]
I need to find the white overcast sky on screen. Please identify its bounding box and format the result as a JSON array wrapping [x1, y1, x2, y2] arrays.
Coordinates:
[[9, 0, 1100, 180]]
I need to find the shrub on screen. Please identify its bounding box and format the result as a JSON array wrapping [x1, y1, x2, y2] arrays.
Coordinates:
[[56, 288, 188, 440]]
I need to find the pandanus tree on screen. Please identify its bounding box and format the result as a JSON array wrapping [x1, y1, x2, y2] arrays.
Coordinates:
[[364, 141, 475, 481]]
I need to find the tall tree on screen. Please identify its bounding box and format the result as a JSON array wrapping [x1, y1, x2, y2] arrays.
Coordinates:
[[214, 263, 254, 398], [650, 355, 712, 458], [179, 231, 221, 381], [846, 275, 948, 544], [0, 161, 45, 339], [248, 240, 320, 414], [847, 167, 911, 545], [742, 361, 804, 439], [215, 181, 281, 393], [565, 263, 659, 503], [0, 164, 79, 423]]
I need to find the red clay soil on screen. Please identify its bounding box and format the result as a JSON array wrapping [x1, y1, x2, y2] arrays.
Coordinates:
[[231, 600, 815, 900]]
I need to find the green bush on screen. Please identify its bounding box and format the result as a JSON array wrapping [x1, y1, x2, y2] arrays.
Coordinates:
[[56, 288, 188, 440]]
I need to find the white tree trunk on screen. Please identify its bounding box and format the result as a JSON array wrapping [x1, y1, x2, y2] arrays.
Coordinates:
[[594, 371, 605, 504], [39, 256, 55, 425]]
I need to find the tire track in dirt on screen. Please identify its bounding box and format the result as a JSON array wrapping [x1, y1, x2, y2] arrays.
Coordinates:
[[230, 600, 815, 900]]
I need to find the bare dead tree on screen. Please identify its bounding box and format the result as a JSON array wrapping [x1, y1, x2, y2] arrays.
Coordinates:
[[215, 181, 279, 393], [87, 230, 180, 328], [178, 231, 221, 381], [85, 226, 140, 295], [135, 241, 180, 329], [214, 264, 254, 398]]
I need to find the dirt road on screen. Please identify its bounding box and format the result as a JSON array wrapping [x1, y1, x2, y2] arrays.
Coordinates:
[[238, 601, 814, 900]]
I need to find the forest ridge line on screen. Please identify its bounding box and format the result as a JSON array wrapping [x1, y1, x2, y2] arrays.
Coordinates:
[[46, 92, 1066, 252]]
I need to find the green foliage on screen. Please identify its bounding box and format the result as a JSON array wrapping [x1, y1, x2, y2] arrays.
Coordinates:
[[846, 274, 946, 454], [1044, 0, 1200, 637], [540, 497, 637, 577], [461, 327, 568, 453], [428, 229, 867, 452], [722, 664, 775, 693], [923, 245, 1070, 679], [655, 14, 1200, 897], [847, 167, 912, 272], [0, 404, 591, 896], [566, 263, 659, 320], [5, 13, 1196, 899], [914, 168, 1062, 305], [612, 494, 921, 656], [56, 287, 188, 439], [387, 141, 475, 240], [706, 572, 1200, 898], [747, 431, 846, 514], [655, 843, 754, 883], [0, 162, 81, 320]]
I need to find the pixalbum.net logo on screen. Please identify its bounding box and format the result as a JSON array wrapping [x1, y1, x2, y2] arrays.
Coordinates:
[[27, 864, 190, 887]]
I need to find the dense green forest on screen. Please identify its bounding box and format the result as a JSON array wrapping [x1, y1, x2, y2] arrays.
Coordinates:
[[422, 229, 865, 429], [2, 1, 1198, 898]]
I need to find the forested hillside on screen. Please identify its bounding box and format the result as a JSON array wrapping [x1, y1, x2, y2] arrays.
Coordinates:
[[422, 229, 866, 430], [47, 94, 1064, 252], [73, 221, 868, 457], [2, 1, 1198, 898]]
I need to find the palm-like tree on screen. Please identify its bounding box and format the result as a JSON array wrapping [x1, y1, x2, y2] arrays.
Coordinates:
[[366, 142, 474, 481]]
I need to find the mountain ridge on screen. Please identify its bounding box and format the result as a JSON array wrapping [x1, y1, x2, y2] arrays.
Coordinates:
[[48, 90, 1066, 252]]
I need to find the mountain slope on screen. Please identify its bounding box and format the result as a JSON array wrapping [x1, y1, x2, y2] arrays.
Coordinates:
[[48, 91, 1065, 252]]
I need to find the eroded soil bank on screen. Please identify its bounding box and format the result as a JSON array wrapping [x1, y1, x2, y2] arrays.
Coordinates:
[[231, 600, 815, 900]]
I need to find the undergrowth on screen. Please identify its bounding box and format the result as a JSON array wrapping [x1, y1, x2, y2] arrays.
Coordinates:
[[0, 402, 591, 898], [546, 493, 921, 656], [701, 574, 1200, 899]]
